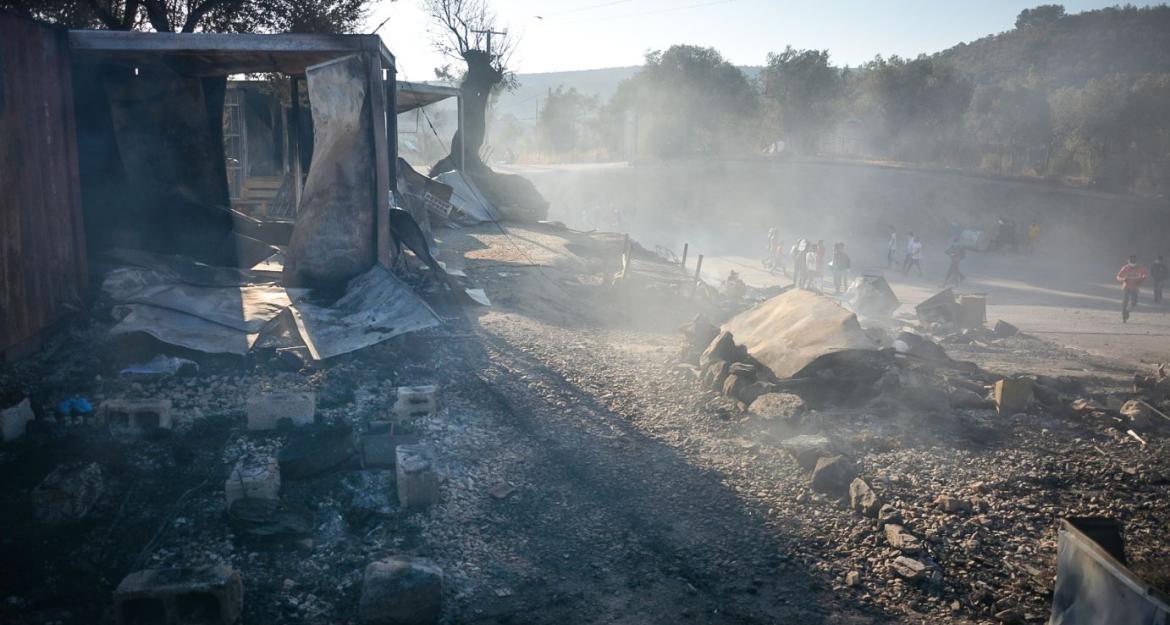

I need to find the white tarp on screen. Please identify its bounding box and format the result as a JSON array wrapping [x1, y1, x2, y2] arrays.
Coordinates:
[[289, 265, 441, 360], [434, 170, 500, 223]]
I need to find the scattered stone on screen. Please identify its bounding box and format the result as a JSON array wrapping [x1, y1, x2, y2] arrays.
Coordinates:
[[396, 444, 439, 510], [810, 455, 856, 494], [31, 462, 103, 525], [749, 393, 805, 422], [780, 435, 834, 470], [993, 320, 1019, 338], [993, 378, 1033, 415], [1, 398, 34, 441], [877, 503, 903, 525], [892, 556, 928, 580], [359, 557, 443, 625], [100, 399, 173, 435], [246, 392, 315, 431], [934, 494, 972, 514], [884, 524, 922, 553], [849, 478, 882, 517], [113, 565, 242, 625], [224, 456, 281, 508], [392, 386, 438, 420]]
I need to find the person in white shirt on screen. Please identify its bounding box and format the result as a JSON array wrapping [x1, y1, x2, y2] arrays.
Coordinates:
[[902, 232, 923, 276], [886, 225, 897, 269]]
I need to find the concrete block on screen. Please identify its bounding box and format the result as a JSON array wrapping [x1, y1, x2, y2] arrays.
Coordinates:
[[392, 386, 437, 420], [114, 565, 242, 625], [246, 392, 315, 431], [1, 398, 34, 441], [994, 378, 1033, 415], [101, 399, 173, 435], [359, 557, 443, 625], [224, 456, 280, 508], [396, 444, 439, 509]]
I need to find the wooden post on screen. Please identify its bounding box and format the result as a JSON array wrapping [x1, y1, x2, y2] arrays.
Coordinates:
[[693, 254, 704, 295], [681, 243, 688, 267], [288, 76, 303, 211], [366, 49, 392, 268]]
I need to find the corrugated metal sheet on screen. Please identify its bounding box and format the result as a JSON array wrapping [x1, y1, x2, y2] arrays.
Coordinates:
[[0, 16, 87, 353]]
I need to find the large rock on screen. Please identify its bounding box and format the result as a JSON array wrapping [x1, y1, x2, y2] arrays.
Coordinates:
[[780, 434, 834, 470], [849, 478, 882, 517], [31, 462, 104, 525], [700, 331, 742, 368], [681, 315, 719, 351], [892, 556, 929, 580], [722, 374, 750, 400], [810, 455, 856, 494], [701, 360, 730, 392], [1, 398, 34, 441], [749, 393, 806, 422], [359, 557, 443, 625]]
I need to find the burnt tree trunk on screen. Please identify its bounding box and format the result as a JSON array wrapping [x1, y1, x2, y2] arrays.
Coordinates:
[[431, 50, 501, 175]]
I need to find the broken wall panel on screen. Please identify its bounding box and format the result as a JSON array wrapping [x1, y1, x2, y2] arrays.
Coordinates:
[[284, 54, 377, 286], [0, 16, 87, 353]]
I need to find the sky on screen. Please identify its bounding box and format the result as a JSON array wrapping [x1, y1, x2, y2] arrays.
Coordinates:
[[369, 0, 1153, 80]]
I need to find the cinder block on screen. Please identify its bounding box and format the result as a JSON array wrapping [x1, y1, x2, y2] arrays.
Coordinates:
[[1, 398, 34, 441], [114, 565, 242, 625], [224, 456, 280, 508], [101, 399, 173, 435], [246, 392, 315, 431], [359, 557, 443, 625], [392, 386, 437, 420], [994, 378, 1033, 415], [396, 444, 439, 509]]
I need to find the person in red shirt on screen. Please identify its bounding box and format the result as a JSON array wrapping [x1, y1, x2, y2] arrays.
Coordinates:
[[1117, 255, 1149, 323]]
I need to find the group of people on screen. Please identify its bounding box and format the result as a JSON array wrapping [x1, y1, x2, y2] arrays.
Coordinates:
[[1117, 254, 1168, 323], [886, 227, 926, 277], [766, 228, 852, 294]]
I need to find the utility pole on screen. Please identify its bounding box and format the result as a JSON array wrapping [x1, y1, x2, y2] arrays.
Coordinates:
[[471, 28, 506, 57]]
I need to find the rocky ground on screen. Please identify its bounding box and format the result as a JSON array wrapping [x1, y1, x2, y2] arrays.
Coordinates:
[[0, 222, 1167, 624]]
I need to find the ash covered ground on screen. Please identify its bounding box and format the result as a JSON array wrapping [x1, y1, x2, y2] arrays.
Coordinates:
[[1, 223, 1168, 625]]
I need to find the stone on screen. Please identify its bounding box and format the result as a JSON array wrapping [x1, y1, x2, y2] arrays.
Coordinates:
[[993, 608, 1025, 624], [810, 455, 856, 494], [31, 462, 103, 525], [892, 556, 928, 580], [727, 362, 757, 381], [845, 570, 861, 587], [849, 478, 882, 517], [780, 435, 834, 470], [877, 503, 903, 525], [722, 374, 749, 399], [701, 360, 730, 392], [246, 392, 315, 431], [738, 382, 776, 406], [100, 399, 173, 435], [681, 314, 719, 351], [224, 456, 280, 508], [993, 320, 1019, 338], [1, 398, 34, 441], [396, 444, 439, 509], [113, 565, 242, 625], [749, 393, 805, 422], [934, 494, 972, 514], [358, 556, 443, 625], [994, 378, 1033, 415], [884, 524, 922, 554], [700, 330, 739, 368], [392, 386, 438, 420]]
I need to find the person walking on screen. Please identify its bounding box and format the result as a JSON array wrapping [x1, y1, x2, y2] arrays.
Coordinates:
[[831, 242, 852, 293], [1152, 255, 1167, 304], [942, 237, 965, 287], [886, 225, 898, 269], [791, 239, 807, 288], [1117, 254, 1149, 323], [902, 232, 923, 276]]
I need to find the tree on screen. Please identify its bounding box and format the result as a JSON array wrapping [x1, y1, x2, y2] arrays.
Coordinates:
[[423, 0, 514, 174], [1, 0, 372, 33], [605, 44, 757, 158], [761, 46, 842, 153], [1015, 4, 1065, 29], [854, 55, 973, 161], [537, 86, 597, 156]]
